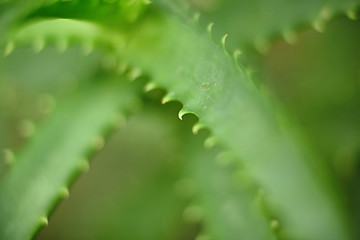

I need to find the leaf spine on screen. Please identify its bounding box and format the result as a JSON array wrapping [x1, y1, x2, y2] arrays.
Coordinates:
[[59, 187, 70, 199], [178, 108, 191, 120], [39, 217, 48, 226], [221, 34, 229, 55], [161, 92, 176, 104], [128, 67, 142, 81], [192, 122, 206, 134], [207, 22, 214, 35], [313, 19, 325, 32], [144, 82, 158, 92]]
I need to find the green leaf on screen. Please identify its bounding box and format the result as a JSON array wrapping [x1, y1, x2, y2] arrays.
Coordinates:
[[0, 77, 140, 240], [119, 10, 351, 240], [186, 0, 360, 51], [182, 141, 275, 240]]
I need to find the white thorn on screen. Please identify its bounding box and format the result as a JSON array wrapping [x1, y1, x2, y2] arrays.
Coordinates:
[[161, 93, 175, 104], [40, 217, 48, 226], [207, 22, 214, 34], [144, 82, 157, 92], [221, 34, 228, 51], [59, 187, 69, 199], [178, 108, 189, 120]]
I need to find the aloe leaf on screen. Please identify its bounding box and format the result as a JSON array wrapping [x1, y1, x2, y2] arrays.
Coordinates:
[[5, 10, 351, 239], [37, 106, 188, 240], [0, 77, 140, 240], [117, 9, 350, 240], [185, 0, 360, 50], [181, 140, 275, 240], [0, 2, 354, 239]]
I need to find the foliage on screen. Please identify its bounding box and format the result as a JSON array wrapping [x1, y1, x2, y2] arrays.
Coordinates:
[[0, 0, 359, 240]]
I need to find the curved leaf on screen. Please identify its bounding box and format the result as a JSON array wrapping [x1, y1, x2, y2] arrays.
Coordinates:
[[0, 77, 140, 240]]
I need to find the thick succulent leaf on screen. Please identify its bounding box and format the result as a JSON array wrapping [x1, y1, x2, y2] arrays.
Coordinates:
[[119, 10, 350, 240], [0, 2, 355, 239], [182, 140, 275, 240], [186, 0, 360, 50], [37, 107, 188, 240], [0, 0, 43, 39], [0, 78, 140, 240]]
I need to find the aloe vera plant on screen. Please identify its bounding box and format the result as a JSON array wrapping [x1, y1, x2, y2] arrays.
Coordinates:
[[0, 0, 360, 239]]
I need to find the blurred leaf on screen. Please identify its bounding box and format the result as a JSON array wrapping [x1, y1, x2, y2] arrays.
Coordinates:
[[0, 77, 140, 240]]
